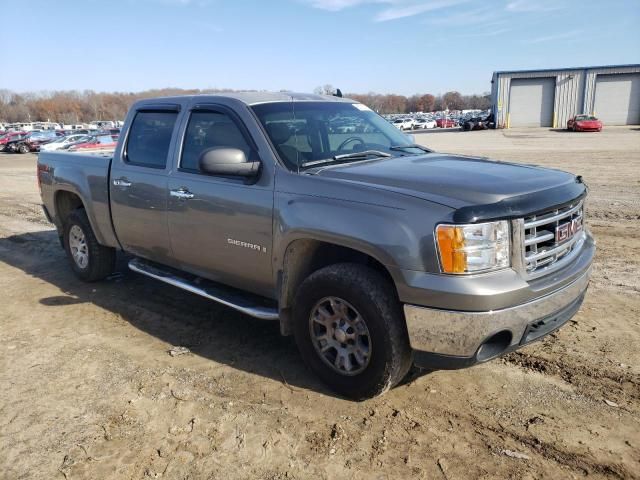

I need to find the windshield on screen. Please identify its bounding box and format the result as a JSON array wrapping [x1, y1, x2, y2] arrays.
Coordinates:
[[576, 115, 597, 121], [252, 101, 423, 171]]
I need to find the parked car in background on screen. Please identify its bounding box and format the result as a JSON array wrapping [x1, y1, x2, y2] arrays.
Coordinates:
[[5, 131, 62, 153], [40, 134, 93, 152], [70, 129, 100, 135], [413, 118, 437, 130], [436, 118, 458, 128], [68, 134, 118, 152], [0, 131, 28, 151], [62, 124, 88, 131], [461, 113, 495, 131], [392, 118, 413, 130], [392, 119, 403, 129], [90, 120, 116, 129], [567, 115, 602, 132]]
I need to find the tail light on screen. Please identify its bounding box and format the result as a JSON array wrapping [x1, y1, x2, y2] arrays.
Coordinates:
[[37, 163, 50, 193]]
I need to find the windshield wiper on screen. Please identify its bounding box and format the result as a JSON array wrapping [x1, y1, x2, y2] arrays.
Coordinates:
[[300, 150, 391, 169], [389, 144, 433, 153]]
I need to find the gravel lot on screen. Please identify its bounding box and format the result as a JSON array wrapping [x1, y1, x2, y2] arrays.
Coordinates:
[[1, 127, 639, 479]]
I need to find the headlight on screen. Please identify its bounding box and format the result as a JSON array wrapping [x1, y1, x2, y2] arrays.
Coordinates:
[[436, 220, 510, 274]]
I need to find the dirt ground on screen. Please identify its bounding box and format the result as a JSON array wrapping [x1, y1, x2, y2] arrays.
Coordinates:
[[1, 127, 639, 479]]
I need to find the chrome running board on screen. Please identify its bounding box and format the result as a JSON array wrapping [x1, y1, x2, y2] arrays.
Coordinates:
[[128, 258, 279, 320]]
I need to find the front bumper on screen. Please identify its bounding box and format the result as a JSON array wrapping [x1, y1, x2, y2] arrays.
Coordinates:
[[404, 262, 592, 370]]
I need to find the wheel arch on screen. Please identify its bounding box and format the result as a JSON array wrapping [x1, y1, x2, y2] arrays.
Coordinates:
[[52, 189, 109, 246], [277, 237, 399, 336], [54, 189, 85, 226]]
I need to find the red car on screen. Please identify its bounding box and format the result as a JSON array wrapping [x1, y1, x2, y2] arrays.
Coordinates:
[[0, 131, 27, 150], [68, 134, 118, 152], [567, 115, 602, 132], [436, 118, 458, 128]]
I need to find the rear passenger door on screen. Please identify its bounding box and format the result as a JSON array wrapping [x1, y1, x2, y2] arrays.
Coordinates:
[[166, 103, 274, 298], [110, 106, 180, 265]]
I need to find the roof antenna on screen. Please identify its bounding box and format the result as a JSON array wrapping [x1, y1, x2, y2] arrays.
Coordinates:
[[334, 88, 343, 98]]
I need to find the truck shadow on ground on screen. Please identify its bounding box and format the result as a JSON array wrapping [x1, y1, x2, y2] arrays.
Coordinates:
[[0, 229, 427, 399]]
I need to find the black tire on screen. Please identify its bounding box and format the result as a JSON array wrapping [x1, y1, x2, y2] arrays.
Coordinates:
[[18, 143, 29, 154], [293, 263, 413, 400], [63, 208, 116, 282]]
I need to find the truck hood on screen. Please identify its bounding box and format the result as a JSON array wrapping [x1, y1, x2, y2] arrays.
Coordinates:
[[312, 153, 585, 221]]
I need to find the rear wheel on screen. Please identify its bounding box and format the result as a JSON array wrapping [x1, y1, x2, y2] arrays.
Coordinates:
[[18, 143, 29, 154], [63, 208, 116, 282], [293, 263, 413, 400]]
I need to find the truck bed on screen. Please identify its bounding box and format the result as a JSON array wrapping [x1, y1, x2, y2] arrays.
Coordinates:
[[38, 150, 119, 249]]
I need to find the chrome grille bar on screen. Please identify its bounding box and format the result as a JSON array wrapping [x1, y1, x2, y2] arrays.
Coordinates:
[[519, 199, 585, 279], [524, 202, 583, 229], [526, 232, 582, 262], [524, 231, 554, 246]]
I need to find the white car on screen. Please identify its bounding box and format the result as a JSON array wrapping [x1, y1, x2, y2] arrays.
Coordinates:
[[392, 118, 414, 131], [413, 118, 437, 130], [39, 134, 92, 152]]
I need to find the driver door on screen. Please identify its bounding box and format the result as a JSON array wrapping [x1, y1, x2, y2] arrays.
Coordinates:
[[167, 104, 274, 297]]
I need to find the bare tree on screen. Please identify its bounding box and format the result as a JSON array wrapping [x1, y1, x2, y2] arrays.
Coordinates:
[[314, 84, 336, 96]]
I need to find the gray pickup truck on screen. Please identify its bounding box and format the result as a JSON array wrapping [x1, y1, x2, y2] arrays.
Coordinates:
[[38, 92, 595, 399]]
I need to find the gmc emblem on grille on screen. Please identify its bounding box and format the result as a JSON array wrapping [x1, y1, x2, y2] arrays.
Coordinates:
[[556, 217, 583, 243]]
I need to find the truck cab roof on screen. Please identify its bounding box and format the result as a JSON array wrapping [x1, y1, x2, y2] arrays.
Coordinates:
[[132, 91, 355, 107]]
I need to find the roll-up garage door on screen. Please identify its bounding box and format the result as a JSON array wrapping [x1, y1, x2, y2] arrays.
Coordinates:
[[509, 78, 556, 127], [594, 73, 640, 125]]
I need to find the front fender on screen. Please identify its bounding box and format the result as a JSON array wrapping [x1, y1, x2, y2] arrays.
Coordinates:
[[273, 190, 451, 276]]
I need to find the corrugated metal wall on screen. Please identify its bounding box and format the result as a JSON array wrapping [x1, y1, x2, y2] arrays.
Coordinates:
[[493, 65, 640, 128]]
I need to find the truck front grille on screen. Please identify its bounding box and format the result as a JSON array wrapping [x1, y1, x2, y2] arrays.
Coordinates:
[[519, 199, 585, 279]]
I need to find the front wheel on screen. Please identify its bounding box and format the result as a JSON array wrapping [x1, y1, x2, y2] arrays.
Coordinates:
[[293, 263, 413, 400], [18, 143, 30, 154], [63, 208, 116, 282]]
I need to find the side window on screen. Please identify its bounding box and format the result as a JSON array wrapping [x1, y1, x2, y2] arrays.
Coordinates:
[[126, 111, 178, 168], [181, 111, 253, 172]]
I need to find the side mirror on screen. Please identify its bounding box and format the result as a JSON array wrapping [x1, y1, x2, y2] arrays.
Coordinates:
[[198, 147, 260, 177]]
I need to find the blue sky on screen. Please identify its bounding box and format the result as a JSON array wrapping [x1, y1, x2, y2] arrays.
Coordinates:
[[2, 0, 638, 95]]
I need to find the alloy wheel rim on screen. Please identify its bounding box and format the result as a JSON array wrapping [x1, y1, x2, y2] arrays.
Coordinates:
[[69, 225, 89, 269], [309, 296, 372, 376]]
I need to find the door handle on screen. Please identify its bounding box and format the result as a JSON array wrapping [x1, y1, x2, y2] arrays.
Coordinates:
[[113, 178, 132, 187], [170, 187, 195, 200]]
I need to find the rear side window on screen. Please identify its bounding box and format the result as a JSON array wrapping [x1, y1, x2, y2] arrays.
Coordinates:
[[126, 111, 178, 168], [181, 111, 253, 172]]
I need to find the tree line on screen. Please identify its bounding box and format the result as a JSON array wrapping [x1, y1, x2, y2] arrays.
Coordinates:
[[0, 87, 491, 124], [316, 85, 491, 113]]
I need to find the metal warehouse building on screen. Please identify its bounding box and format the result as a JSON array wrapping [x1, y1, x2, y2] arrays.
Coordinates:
[[491, 64, 640, 128]]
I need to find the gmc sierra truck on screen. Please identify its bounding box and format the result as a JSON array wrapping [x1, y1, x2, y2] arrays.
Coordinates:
[[38, 93, 595, 400]]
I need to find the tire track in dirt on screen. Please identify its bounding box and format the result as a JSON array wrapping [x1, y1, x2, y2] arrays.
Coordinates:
[[470, 416, 630, 479], [503, 351, 640, 404]]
